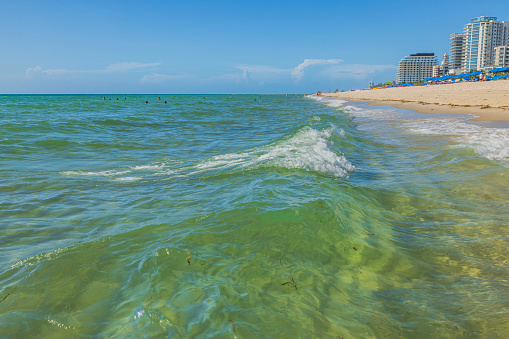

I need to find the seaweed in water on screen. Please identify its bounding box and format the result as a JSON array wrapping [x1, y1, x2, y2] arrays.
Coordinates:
[[1, 289, 15, 302], [185, 246, 191, 266], [282, 278, 298, 290]]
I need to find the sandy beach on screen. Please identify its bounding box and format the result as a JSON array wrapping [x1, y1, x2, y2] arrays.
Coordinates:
[[322, 80, 509, 122]]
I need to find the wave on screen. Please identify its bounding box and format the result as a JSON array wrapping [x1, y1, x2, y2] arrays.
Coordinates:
[[62, 125, 355, 181]]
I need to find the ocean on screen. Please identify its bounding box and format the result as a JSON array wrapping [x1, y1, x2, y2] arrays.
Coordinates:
[[1, 94, 508, 338]]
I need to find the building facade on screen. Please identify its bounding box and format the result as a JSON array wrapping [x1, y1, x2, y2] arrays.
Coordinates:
[[462, 16, 509, 72], [449, 33, 465, 74], [433, 53, 449, 77], [397, 53, 438, 84], [494, 45, 509, 67]]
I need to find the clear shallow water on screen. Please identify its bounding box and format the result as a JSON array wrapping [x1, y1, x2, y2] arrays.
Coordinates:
[[1, 94, 508, 338]]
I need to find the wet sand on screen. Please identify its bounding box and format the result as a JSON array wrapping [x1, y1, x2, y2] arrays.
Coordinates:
[[322, 80, 509, 122]]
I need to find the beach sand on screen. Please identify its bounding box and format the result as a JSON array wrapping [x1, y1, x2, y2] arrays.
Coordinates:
[[322, 80, 509, 122]]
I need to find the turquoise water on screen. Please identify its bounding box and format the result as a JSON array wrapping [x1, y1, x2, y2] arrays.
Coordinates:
[[1, 94, 508, 338]]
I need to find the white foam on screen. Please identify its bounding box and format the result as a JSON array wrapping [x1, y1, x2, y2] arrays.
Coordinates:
[[62, 162, 168, 181], [323, 99, 349, 108], [187, 125, 353, 178], [62, 125, 354, 180], [62, 170, 132, 177], [258, 126, 354, 177], [190, 153, 252, 175], [132, 164, 164, 170], [114, 177, 140, 182], [399, 116, 509, 163], [324, 99, 509, 164]]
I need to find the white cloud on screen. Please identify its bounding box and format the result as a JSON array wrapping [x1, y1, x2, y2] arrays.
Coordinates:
[[234, 59, 345, 83], [234, 64, 290, 75], [292, 59, 343, 81], [241, 69, 249, 80], [140, 73, 191, 84], [325, 64, 397, 79], [25, 62, 161, 77], [103, 62, 161, 73], [25, 66, 42, 77]]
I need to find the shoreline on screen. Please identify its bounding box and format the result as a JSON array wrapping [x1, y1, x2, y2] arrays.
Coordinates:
[[321, 80, 509, 123]]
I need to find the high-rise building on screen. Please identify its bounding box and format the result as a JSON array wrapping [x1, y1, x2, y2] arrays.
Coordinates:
[[494, 45, 509, 67], [449, 33, 465, 74], [397, 53, 438, 84], [462, 16, 509, 72], [433, 53, 449, 77]]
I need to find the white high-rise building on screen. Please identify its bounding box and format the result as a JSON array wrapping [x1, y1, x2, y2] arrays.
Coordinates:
[[397, 53, 438, 84], [494, 45, 509, 67], [462, 16, 509, 72], [449, 33, 465, 74]]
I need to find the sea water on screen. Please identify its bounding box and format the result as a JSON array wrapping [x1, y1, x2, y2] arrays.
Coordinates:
[[0, 94, 508, 338]]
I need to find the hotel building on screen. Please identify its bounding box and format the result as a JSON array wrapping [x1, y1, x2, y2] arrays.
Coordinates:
[[494, 45, 509, 67], [449, 33, 465, 74], [397, 53, 438, 84], [462, 16, 509, 72]]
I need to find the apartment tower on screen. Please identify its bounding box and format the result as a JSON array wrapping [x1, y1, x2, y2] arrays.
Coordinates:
[[462, 16, 509, 72], [494, 45, 509, 67], [397, 53, 438, 84], [449, 33, 465, 74]]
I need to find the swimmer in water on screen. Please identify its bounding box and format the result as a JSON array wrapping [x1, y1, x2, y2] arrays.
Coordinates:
[[145, 101, 148, 104]]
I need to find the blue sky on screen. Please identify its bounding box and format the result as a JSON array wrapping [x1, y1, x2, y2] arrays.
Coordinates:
[[1, 0, 509, 94]]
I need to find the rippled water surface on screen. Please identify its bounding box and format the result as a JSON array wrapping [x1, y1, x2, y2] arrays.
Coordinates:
[[1, 94, 508, 338]]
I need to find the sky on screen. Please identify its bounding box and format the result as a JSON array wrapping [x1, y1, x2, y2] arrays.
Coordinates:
[[1, 0, 509, 94]]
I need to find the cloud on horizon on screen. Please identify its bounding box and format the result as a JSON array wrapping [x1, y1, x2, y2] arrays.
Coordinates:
[[140, 73, 193, 84], [229, 59, 391, 84], [25, 62, 161, 77], [325, 64, 397, 79], [291, 59, 343, 82], [22, 59, 397, 92]]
